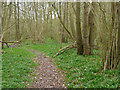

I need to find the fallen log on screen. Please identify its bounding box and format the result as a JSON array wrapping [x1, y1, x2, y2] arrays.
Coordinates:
[[53, 42, 77, 58], [1, 40, 21, 48], [1, 41, 20, 43], [0, 31, 22, 49]]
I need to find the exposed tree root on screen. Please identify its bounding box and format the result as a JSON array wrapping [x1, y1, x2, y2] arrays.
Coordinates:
[[53, 42, 77, 58]]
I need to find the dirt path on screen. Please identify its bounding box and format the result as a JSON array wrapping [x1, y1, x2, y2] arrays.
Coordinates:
[[29, 50, 66, 88]]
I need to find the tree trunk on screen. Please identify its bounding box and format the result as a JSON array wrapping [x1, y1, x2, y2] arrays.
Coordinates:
[[35, 2, 39, 41], [76, 2, 83, 55], [69, 3, 75, 41], [118, 2, 120, 66], [17, 2, 20, 40], [15, 2, 20, 41], [65, 2, 69, 43], [52, 4, 73, 40], [102, 2, 119, 70], [0, 1, 2, 53], [61, 3, 65, 43], [59, 2, 65, 44], [83, 2, 90, 55], [50, 3, 53, 39], [118, 1, 120, 83], [89, 3, 95, 55]]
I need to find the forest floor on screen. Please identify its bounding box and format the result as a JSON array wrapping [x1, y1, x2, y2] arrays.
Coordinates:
[[2, 39, 119, 88], [28, 49, 66, 88]]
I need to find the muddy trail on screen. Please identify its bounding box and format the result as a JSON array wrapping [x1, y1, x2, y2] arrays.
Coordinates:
[[29, 50, 66, 88]]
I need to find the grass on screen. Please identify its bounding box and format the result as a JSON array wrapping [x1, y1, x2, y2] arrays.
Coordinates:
[[2, 47, 37, 88], [2, 38, 119, 88], [25, 38, 119, 88]]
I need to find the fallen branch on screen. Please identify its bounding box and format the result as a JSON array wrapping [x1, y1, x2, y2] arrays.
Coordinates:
[[1, 39, 21, 48], [1, 41, 20, 43], [53, 42, 77, 58]]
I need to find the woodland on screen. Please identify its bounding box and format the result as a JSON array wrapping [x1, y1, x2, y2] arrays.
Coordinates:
[[0, 1, 120, 88]]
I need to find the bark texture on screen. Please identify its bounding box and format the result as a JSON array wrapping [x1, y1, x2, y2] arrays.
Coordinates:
[[118, 2, 120, 66], [76, 2, 83, 55], [0, 2, 2, 53], [69, 3, 75, 41], [83, 2, 90, 55], [89, 3, 95, 55], [61, 3, 65, 43]]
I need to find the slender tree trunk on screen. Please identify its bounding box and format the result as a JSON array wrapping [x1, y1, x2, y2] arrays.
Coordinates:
[[89, 3, 95, 55], [102, 2, 119, 70], [49, 3, 53, 39], [14, 2, 17, 40], [2, 2, 7, 30], [17, 2, 20, 40], [61, 3, 65, 43], [43, 3, 46, 35], [54, 3, 56, 18], [118, 2, 120, 66], [35, 2, 39, 41], [65, 2, 68, 43], [6, 3, 12, 41], [0, 2, 1, 34], [76, 2, 83, 55], [0, 1, 2, 85], [21, 2, 25, 41], [109, 2, 117, 69], [69, 4, 75, 41], [59, 2, 63, 44], [15, 2, 20, 41], [118, 1, 120, 83], [52, 4, 73, 40], [83, 2, 90, 55], [0, 1, 2, 53]]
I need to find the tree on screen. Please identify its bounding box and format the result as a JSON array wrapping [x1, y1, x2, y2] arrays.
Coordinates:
[[94, 2, 119, 70], [52, 2, 73, 41], [118, 1, 120, 84], [49, 2, 53, 39], [89, 3, 95, 55], [65, 2, 69, 43], [69, 3, 75, 41], [61, 3, 65, 43], [83, 2, 90, 55], [14, 2, 20, 41], [118, 1, 120, 67], [0, 1, 2, 53], [59, 2, 62, 43], [76, 2, 83, 55]]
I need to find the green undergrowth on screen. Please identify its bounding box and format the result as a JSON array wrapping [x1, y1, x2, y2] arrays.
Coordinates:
[[25, 38, 68, 57], [25, 39, 119, 88], [2, 47, 37, 88], [2, 38, 119, 88]]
